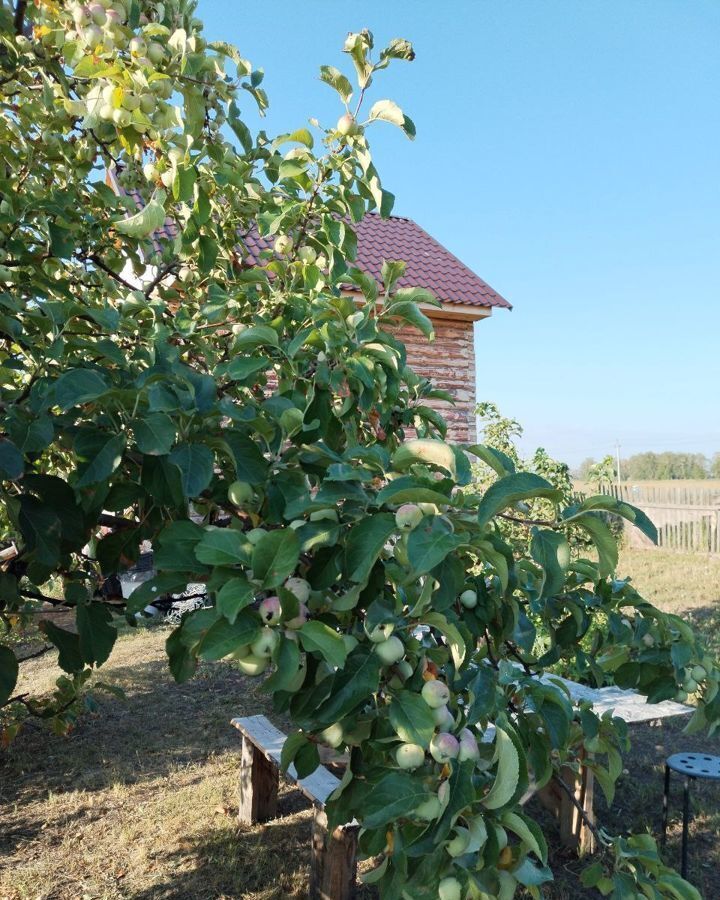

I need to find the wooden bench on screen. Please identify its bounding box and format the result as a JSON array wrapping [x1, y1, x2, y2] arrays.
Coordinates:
[[531, 675, 692, 853], [232, 683, 692, 887], [231, 715, 358, 900]]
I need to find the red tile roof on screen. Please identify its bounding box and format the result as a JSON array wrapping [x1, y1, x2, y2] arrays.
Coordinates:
[[125, 184, 510, 310], [351, 214, 511, 310], [240, 213, 510, 310]]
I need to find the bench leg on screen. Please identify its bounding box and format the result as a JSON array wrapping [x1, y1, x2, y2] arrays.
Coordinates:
[[238, 736, 279, 824], [536, 755, 596, 855], [558, 757, 596, 855], [309, 808, 358, 900]]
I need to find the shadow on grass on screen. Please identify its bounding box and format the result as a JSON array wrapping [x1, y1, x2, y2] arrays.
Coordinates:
[[0, 651, 279, 856]]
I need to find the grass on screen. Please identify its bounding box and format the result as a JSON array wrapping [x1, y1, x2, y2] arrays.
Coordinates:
[[1, 546, 719, 899]]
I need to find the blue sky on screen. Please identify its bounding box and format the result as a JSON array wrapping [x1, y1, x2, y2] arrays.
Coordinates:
[[200, 1, 720, 467]]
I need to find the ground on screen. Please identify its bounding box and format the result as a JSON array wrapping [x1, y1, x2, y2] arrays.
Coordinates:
[[2, 548, 720, 900]]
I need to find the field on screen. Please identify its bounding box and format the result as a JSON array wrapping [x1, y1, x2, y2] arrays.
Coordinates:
[[2, 547, 720, 899]]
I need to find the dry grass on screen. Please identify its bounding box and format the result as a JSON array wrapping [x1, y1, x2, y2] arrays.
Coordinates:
[[1, 547, 719, 899]]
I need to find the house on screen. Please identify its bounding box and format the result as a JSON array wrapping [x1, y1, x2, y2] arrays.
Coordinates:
[[114, 177, 511, 444]]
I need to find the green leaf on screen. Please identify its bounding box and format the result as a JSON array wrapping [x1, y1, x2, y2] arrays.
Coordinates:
[[40, 621, 84, 673], [154, 521, 205, 570], [76, 602, 117, 667], [308, 649, 381, 730], [166, 626, 198, 683], [389, 690, 435, 747], [55, 369, 109, 410], [466, 444, 516, 477], [294, 741, 320, 779], [530, 529, 571, 599], [466, 669, 498, 728], [216, 576, 253, 623], [564, 494, 658, 544], [196, 609, 260, 660], [132, 413, 176, 456], [362, 772, 430, 828], [482, 727, 520, 810], [382, 301, 434, 339], [368, 99, 415, 139], [272, 128, 314, 149], [141, 455, 185, 508], [125, 573, 193, 615], [18, 496, 62, 568], [406, 517, 461, 576], [319, 65, 353, 102], [223, 431, 269, 485], [476, 473, 562, 529], [0, 645, 19, 705], [423, 612, 466, 669], [198, 234, 218, 273], [572, 513, 618, 578], [234, 325, 279, 351], [114, 189, 167, 238], [501, 810, 547, 862], [226, 356, 272, 383], [280, 730, 309, 773], [264, 637, 301, 692], [251, 529, 300, 589], [75, 432, 126, 488], [344, 513, 396, 583], [376, 476, 450, 507], [195, 528, 250, 566], [168, 443, 214, 497], [298, 621, 346, 668], [0, 439, 23, 480]]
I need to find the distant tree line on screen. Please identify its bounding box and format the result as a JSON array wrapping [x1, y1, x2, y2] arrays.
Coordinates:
[[576, 452, 720, 481]]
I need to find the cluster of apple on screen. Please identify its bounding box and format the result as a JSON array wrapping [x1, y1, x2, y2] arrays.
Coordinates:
[[229, 575, 310, 678], [27, 0, 219, 154], [675, 661, 711, 703]]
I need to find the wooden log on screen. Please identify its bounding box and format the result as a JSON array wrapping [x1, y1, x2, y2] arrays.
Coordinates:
[[238, 734, 279, 824], [309, 808, 358, 900]]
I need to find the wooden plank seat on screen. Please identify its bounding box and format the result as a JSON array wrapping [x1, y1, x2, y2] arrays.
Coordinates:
[[231, 715, 358, 900]]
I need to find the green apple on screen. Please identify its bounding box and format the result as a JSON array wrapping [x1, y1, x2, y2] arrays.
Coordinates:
[[258, 596, 281, 625], [365, 622, 394, 643], [336, 113, 358, 136], [430, 732, 460, 763], [251, 628, 280, 658], [459, 589, 477, 609], [309, 508, 338, 523], [285, 577, 311, 604], [692, 665, 707, 682], [414, 795, 442, 821], [374, 636, 405, 666], [446, 827, 471, 857], [274, 234, 293, 255], [237, 653, 268, 676], [422, 679, 450, 708], [395, 742, 425, 770], [395, 503, 423, 531], [320, 722, 344, 748], [298, 246, 316, 264], [438, 877, 462, 900], [227, 480, 253, 507]]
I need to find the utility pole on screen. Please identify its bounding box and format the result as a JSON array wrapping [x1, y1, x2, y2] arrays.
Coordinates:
[[615, 441, 622, 486]]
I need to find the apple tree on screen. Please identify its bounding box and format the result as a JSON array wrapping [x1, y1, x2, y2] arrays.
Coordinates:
[[1, 2, 718, 897]]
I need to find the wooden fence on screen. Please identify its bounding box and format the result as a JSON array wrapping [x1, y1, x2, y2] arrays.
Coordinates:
[[597, 483, 720, 554]]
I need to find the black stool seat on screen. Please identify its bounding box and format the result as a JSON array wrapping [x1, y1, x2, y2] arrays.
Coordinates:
[[663, 751, 720, 878], [667, 753, 720, 780]]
